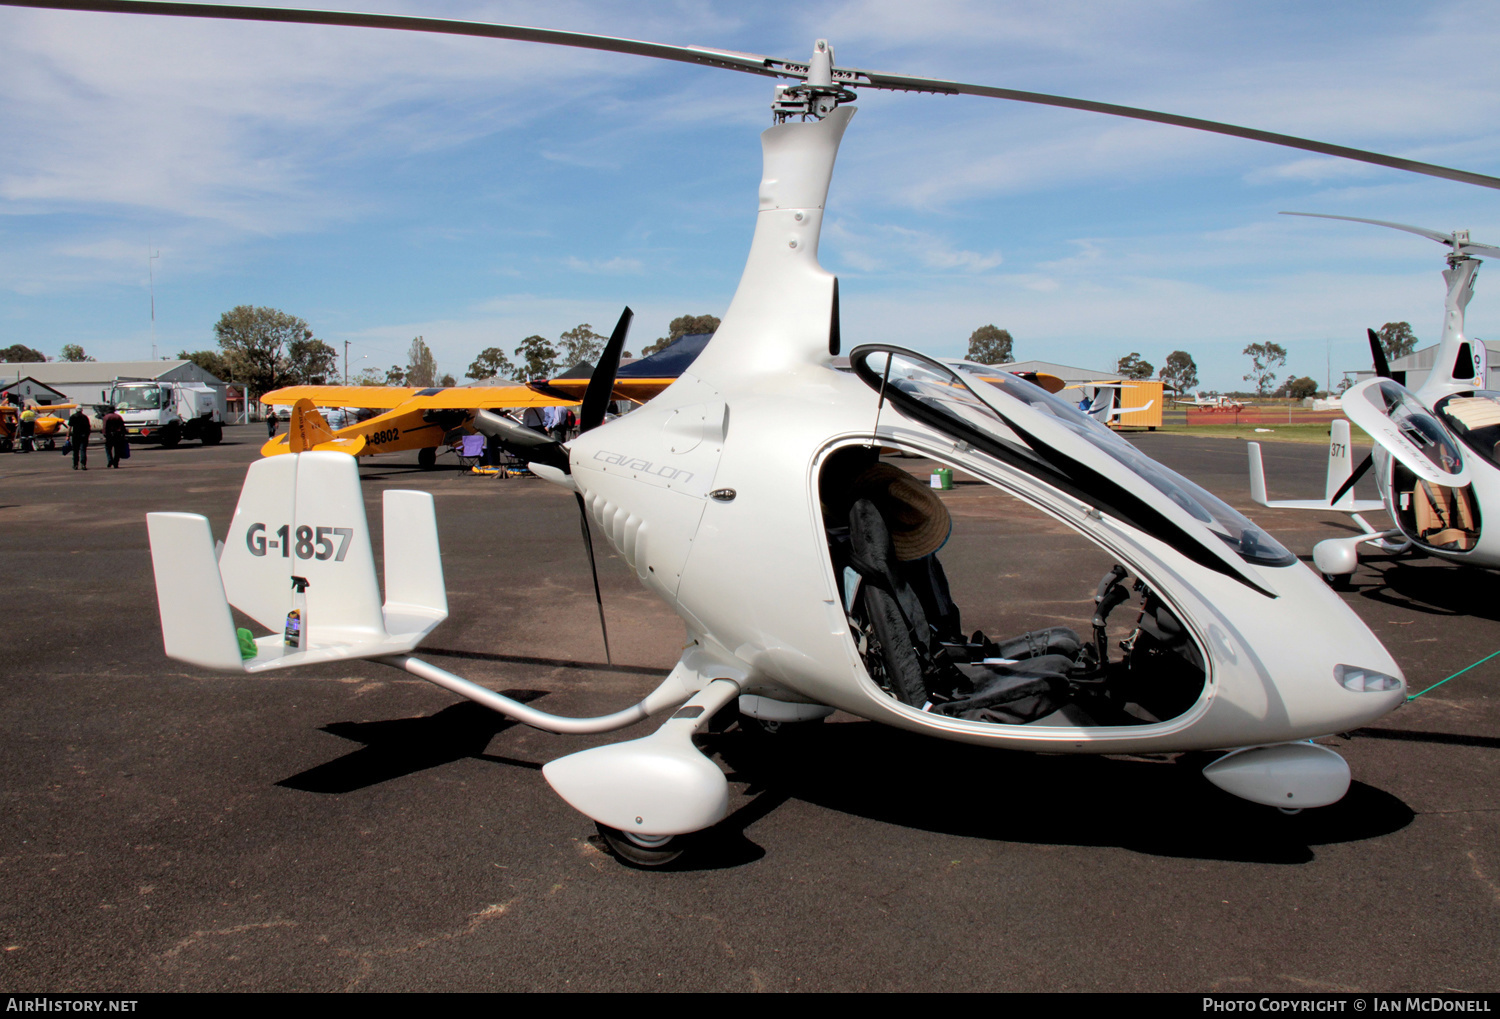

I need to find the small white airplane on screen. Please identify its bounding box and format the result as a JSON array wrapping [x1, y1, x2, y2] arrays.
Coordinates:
[[1174, 393, 1244, 410], [62, 1, 1495, 865], [1066, 382, 1156, 425], [1250, 212, 1500, 585]]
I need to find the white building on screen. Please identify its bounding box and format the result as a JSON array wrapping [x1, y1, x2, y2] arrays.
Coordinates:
[[1346, 339, 1500, 392], [0, 360, 228, 407]]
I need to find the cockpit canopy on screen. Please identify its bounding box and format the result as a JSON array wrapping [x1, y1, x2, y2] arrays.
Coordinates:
[[850, 346, 1295, 579]]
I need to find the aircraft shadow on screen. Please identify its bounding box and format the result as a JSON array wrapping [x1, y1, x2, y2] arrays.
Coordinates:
[[705, 721, 1413, 866], [278, 694, 547, 793], [1355, 558, 1500, 621], [1353, 726, 1500, 751]]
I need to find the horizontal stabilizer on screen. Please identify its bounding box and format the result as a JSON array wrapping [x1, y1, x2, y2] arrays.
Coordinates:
[[147, 451, 448, 673], [1247, 437, 1382, 513]]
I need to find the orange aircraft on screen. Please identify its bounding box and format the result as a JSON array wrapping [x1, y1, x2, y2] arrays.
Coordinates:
[[258, 311, 696, 466]]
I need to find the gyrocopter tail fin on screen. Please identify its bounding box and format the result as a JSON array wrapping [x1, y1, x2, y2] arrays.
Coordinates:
[[1247, 419, 1383, 513], [147, 451, 447, 673]]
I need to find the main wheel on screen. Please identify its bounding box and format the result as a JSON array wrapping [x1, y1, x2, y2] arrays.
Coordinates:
[[202, 422, 223, 445], [159, 424, 181, 448], [418, 446, 437, 469], [595, 823, 683, 868]]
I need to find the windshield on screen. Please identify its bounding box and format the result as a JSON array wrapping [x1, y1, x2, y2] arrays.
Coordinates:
[[112, 386, 161, 411], [1436, 391, 1500, 469], [855, 348, 1295, 568], [1363, 380, 1463, 475]]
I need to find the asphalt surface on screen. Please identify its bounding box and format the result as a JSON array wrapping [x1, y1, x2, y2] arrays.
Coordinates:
[[1, 426, 1496, 992]]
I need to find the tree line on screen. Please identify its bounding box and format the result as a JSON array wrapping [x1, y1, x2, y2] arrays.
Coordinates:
[[962, 325, 1201, 396], [465, 313, 721, 382], [170, 307, 726, 401]]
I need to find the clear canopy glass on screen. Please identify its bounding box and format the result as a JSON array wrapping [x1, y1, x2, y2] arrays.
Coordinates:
[[1364, 380, 1464, 475], [857, 349, 1295, 568]]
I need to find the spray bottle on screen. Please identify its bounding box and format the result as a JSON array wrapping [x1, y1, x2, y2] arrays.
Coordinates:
[[284, 575, 310, 652]]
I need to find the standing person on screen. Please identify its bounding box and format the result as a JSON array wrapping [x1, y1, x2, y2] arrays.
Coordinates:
[[101, 405, 126, 468], [18, 407, 36, 452], [67, 406, 91, 470], [267, 407, 278, 438]]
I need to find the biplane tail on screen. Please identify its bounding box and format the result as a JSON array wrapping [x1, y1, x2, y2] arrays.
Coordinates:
[[146, 451, 447, 672]]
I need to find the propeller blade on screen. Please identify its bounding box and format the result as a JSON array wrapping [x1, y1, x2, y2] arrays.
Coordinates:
[[579, 307, 632, 434], [575, 493, 611, 665], [1330, 452, 1374, 506], [9, 1, 1500, 191], [1368, 328, 1392, 379], [473, 409, 569, 474]]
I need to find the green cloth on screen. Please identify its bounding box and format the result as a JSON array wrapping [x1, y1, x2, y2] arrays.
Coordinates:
[[237, 628, 258, 661]]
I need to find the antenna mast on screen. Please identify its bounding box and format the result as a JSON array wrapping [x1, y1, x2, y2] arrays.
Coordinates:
[[148, 247, 160, 360]]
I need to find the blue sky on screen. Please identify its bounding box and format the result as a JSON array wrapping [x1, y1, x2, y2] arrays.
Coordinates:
[[3, 0, 1500, 391]]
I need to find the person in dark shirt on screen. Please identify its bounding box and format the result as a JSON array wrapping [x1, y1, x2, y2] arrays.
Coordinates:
[[67, 408, 91, 470], [101, 406, 126, 468]]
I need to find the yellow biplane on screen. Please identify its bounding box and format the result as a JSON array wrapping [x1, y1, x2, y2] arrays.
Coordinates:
[[259, 316, 699, 466]]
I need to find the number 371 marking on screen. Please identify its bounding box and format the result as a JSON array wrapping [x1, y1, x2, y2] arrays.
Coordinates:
[[245, 522, 353, 561]]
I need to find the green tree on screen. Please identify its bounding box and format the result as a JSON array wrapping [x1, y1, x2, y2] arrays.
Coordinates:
[[351, 367, 385, 386], [213, 305, 316, 400], [514, 335, 560, 379], [642, 314, 721, 357], [558, 323, 606, 366], [966, 325, 1014, 364], [467, 347, 519, 382], [289, 336, 339, 385], [1376, 321, 1418, 361], [58, 344, 95, 363], [1116, 352, 1154, 380], [176, 349, 231, 380], [1158, 350, 1199, 395], [440, 373, 456, 388], [1276, 376, 1319, 399], [384, 365, 407, 386], [0, 344, 47, 363], [406, 336, 438, 388], [1242, 341, 1288, 396]]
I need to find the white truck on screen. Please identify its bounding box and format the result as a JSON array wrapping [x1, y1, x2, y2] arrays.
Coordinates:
[[108, 379, 226, 446]]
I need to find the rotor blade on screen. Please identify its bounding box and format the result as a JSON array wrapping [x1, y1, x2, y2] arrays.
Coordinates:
[[12, 0, 1500, 191], [1281, 212, 1455, 246], [0, 0, 798, 79], [1368, 328, 1392, 379], [844, 71, 1500, 191], [1330, 452, 1374, 506], [574, 493, 611, 665], [579, 306, 632, 434], [1461, 242, 1500, 260]]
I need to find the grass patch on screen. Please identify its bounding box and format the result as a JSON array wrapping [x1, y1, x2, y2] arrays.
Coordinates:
[[1139, 422, 1372, 445]]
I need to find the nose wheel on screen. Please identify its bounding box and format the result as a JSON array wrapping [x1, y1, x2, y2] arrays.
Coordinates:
[[595, 823, 683, 868]]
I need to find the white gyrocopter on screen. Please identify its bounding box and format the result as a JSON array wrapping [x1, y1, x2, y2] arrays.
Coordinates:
[[30, 2, 1499, 866], [1250, 212, 1500, 585]]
